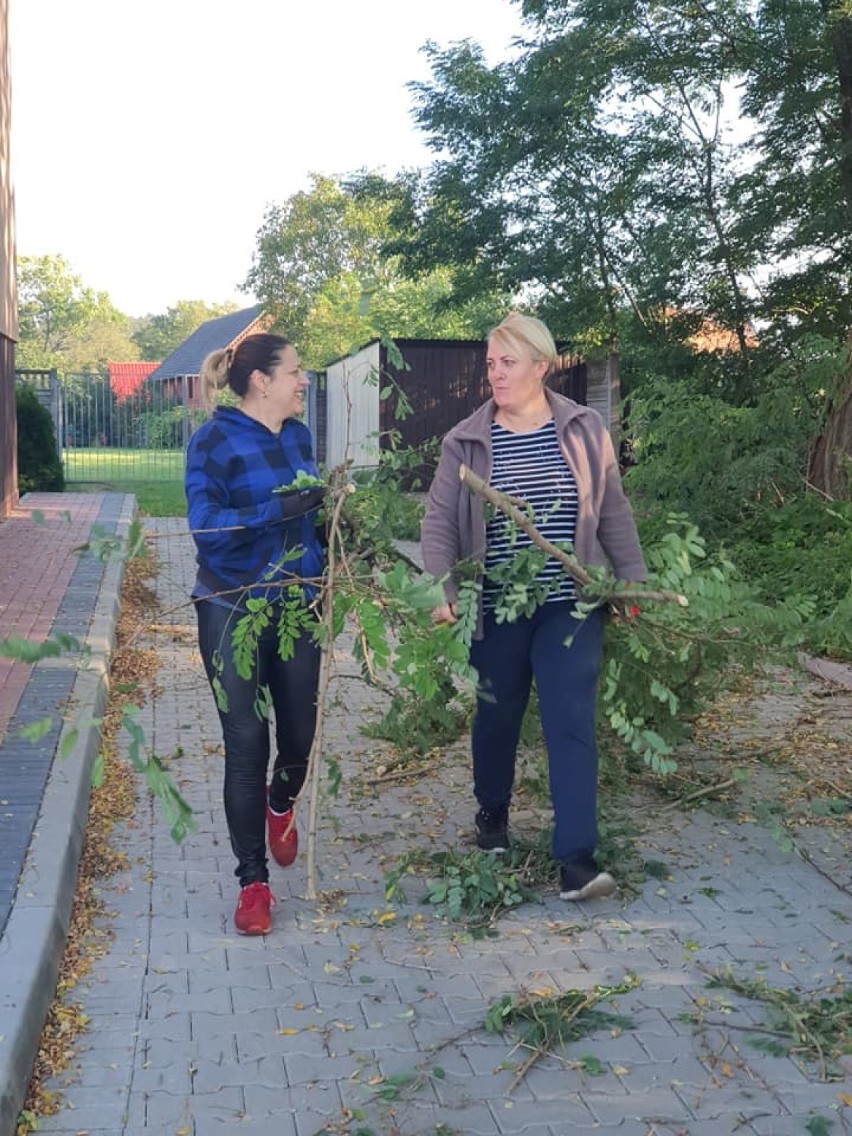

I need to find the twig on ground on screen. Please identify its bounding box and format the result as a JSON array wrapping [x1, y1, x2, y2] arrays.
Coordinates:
[[661, 777, 738, 810]]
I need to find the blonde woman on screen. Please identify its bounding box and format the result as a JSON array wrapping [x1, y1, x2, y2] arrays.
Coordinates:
[[421, 313, 646, 901], [185, 334, 324, 934]]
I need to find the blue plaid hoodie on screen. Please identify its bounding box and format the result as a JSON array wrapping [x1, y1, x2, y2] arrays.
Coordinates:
[[185, 406, 324, 606]]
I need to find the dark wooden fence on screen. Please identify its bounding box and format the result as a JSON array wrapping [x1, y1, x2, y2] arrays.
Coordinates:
[[378, 338, 586, 450]]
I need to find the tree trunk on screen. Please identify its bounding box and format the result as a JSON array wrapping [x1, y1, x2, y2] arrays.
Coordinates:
[[808, 353, 852, 498]]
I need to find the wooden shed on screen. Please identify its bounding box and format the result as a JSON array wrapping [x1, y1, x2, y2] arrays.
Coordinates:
[[320, 337, 613, 473]]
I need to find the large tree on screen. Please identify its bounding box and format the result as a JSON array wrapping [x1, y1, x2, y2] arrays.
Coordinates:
[[16, 254, 139, 371], [244, 172, 508, 368], [403, 1, 851, 358]]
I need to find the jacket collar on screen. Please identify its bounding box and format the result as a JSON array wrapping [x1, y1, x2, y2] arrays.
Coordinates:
[[452, 387, 588, 442]]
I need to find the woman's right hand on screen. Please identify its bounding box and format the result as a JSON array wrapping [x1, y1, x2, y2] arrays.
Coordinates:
[[431, 603, 458, 624]]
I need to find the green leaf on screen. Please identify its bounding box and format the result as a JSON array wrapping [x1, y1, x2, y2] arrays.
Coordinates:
[[19, 716, 54, 742], [91, 750, 105, 788], [59, 725, 80, 758]]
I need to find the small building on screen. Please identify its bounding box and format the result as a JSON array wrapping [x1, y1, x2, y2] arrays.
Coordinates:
[[320, 337, 608, 473], [108, 360, 161, 403], [146, 305, 269, 409]]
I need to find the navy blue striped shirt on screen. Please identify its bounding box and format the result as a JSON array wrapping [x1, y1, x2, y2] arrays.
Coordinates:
[[185, 406, 324, 607], [483, 420, 578, 608]]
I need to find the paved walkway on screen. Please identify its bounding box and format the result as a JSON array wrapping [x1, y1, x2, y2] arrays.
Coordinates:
[[2, 511, 852, 1136], [0, 493, 134, 1135]]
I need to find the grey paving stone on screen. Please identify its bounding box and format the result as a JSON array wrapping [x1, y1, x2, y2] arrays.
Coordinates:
[[147, 985, 234, 1017], [581, 1084, 694, 1124], [15, 521, 852, 1136]]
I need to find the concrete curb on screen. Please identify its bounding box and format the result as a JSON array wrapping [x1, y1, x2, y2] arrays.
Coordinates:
[[0, 495, 134, 1136]]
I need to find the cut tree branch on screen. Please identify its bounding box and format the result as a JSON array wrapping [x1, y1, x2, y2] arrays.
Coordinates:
[[458, 464, 687, 607]]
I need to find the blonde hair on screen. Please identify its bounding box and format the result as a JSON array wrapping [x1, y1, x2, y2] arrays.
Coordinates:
[[488, 311, 558, 373]]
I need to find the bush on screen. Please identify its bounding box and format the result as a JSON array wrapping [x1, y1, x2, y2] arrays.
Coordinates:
[[15, 383, 65, 493]]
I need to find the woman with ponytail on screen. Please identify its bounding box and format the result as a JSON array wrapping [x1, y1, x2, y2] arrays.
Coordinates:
[[185, 333, 325, 935]]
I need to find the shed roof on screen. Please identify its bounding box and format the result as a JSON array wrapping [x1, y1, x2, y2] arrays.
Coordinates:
[[108, 360, 161, 401], [146, 305, 266, 382]]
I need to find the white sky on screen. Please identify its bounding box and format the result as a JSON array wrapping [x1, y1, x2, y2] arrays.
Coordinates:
[[9, 0, 526, 318]]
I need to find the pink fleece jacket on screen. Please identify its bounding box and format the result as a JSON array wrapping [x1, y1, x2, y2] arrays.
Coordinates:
[[421, 389, 647, 637]]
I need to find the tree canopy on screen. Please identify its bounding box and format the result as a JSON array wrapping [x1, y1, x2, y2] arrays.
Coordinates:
[[397, 0, 852, 369], [244, 172, 509, 369], [16, 254, 140, 371]]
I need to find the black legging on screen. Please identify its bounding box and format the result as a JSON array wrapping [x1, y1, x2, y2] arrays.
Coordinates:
[[196, 597, 320, 886]]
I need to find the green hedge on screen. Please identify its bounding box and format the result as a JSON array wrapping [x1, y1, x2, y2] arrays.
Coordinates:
[[15, 384, 65, 493]]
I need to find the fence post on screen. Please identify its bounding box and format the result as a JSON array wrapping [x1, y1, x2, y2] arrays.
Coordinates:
[[181, 374, 190, 453], [50, 370, 63, 461]]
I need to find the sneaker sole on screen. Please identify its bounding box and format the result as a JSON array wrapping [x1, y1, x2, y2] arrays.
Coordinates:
[[559, 872, 616, 902], [236, 921, 271, 936]]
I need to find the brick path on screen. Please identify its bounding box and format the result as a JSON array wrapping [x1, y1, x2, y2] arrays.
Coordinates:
[[0, 495, 103, 745], [17, 518, 851, 1136], [0, 492, 134, 1135]]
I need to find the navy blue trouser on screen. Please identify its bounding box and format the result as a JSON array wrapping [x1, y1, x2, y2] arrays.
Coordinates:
[[196, 598, 320, 886], [469, 601, 605, 864]]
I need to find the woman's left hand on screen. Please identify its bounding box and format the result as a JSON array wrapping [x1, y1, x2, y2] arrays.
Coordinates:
[[431, 603, 457, 624]]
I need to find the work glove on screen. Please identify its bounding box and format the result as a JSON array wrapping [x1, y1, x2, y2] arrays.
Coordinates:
[[277, 485, 325, 521]]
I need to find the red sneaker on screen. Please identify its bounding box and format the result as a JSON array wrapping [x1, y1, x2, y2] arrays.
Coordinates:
[[267, 794, 299, 868], [234, 881, 274, 935]]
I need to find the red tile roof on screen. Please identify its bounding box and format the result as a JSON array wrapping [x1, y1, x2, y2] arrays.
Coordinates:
[[108, 361, 161, 401]]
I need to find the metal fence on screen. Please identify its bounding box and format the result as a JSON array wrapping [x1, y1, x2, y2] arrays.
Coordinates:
[[15, 370, 196, 483]]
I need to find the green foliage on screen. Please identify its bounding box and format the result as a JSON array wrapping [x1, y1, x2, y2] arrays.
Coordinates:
[[349, 446, 434, 541], [483, 977, 638, 1084], [0, 630, 194, 843], [705, 967, 852, 1080], [0, 631, 80, 663], [275, 470, 325, 491], [362, 675, 469, 757], [122, 707, 196, 842], [625, 368, 822, 538], [385, 847, 536, 926], [727, 498, 852, 660], [245, 172, 507, 368], [15, 383, 65, 492], [592, 516, 815, 771], [17, 254, 138, 370], [230, 592, 317, 682]]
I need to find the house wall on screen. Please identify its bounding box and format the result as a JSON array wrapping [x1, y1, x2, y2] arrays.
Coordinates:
[[0, 0, 18, 517], [324, 341, 381, 470]]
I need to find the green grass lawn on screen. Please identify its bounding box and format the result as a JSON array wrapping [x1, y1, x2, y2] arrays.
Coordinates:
[[63, 447, 185, 481], [66, 480, 187, 517], [63, 448, 187, 516]]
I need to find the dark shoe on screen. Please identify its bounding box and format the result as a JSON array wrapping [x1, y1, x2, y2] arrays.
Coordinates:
[[559, 860, 615, 901], [475, 806, 509, 852], [234, 881, 274, 935], [267, 791, 298, 868]]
